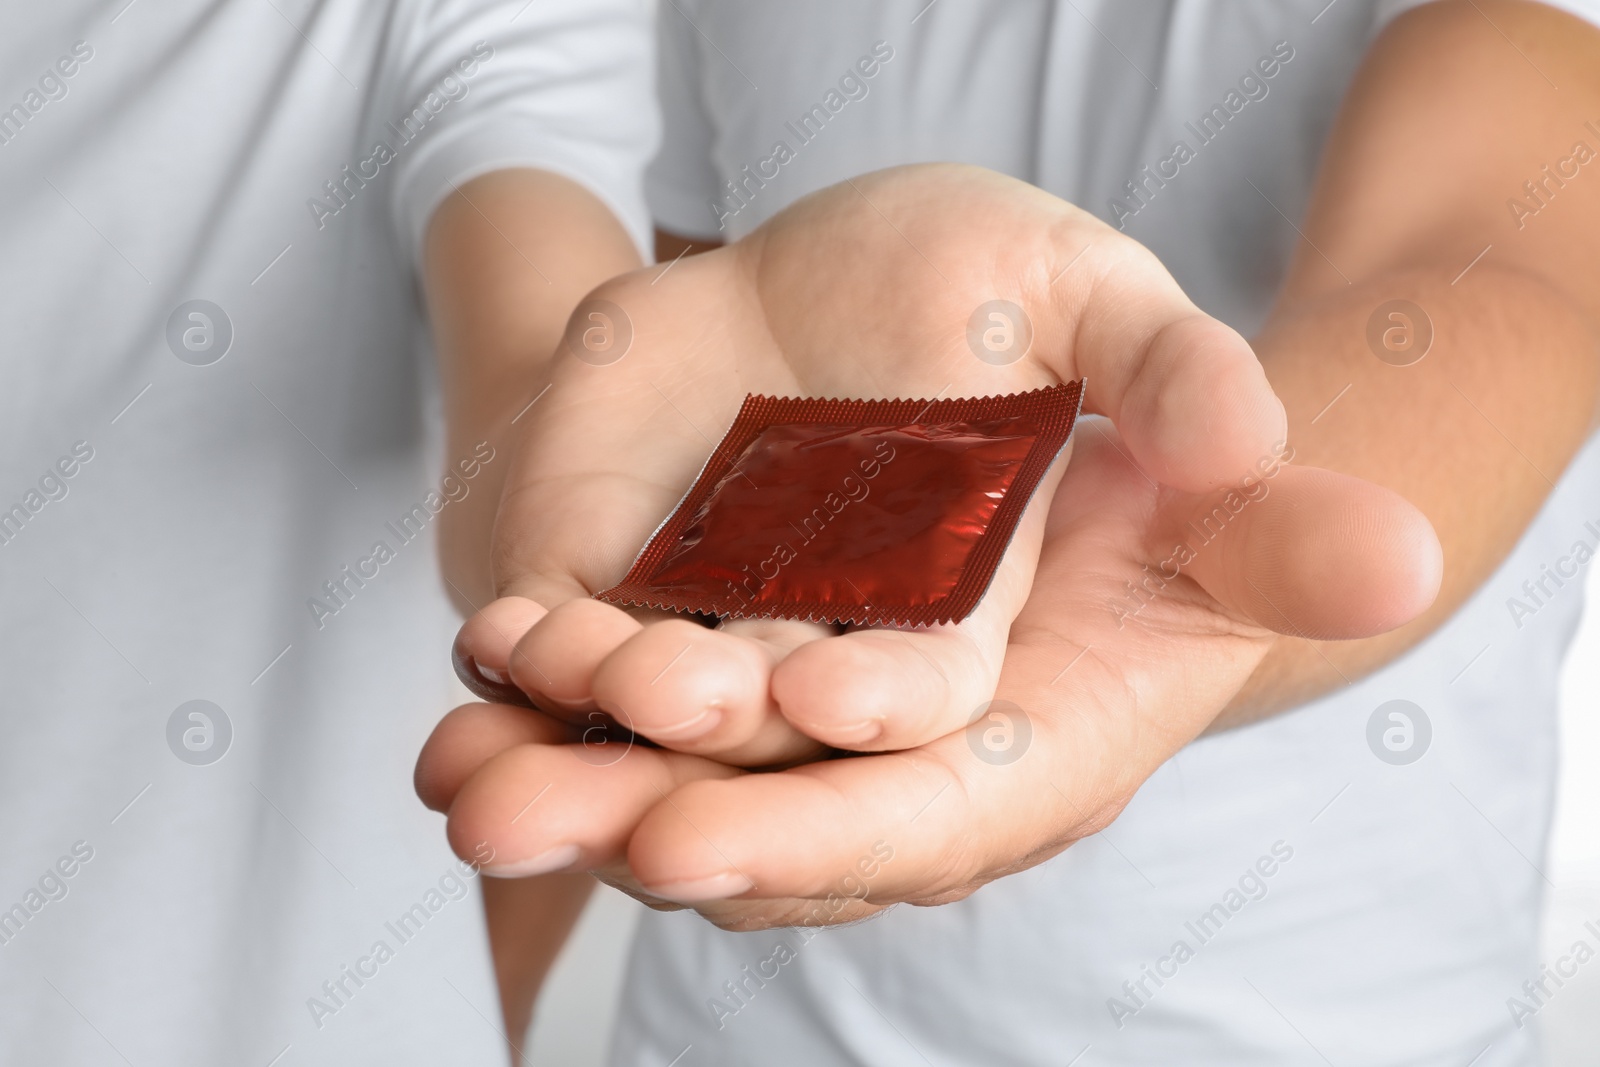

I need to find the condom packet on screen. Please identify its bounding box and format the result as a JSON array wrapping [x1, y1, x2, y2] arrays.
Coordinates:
[[596, 381, 1085, 628]]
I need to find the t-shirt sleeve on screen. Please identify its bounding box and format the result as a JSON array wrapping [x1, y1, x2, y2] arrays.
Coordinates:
[[386, 0, 659, 268], [646, 1, 726, 243], [1374, 0, 1600, 33]]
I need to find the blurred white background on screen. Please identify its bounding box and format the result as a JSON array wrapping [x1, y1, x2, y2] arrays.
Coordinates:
[[1540, 562, 1600, 1063], [525, 566, 1600, 1065]]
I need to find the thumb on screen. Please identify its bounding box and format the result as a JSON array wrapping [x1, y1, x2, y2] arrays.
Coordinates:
[[1173, 464, 1443, 641]]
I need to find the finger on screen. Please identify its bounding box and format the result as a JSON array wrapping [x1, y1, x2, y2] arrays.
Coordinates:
[[625, 738, 1048, 904], [446, 740, 741, 879], [453, 596, 547, 705], [1058, 263, 1287, 493], [590, 618, 828, 766], [686, 893, 888, 932], [1170, 464, 1443, 640], [508, 597, 642, 715], [414, 702, 570, 812], [586, 861, 889, 931]]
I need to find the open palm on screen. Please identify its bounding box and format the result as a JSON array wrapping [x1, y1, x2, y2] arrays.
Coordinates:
[[450, 163, 1288, 771], [420, 414, 1439, 915]]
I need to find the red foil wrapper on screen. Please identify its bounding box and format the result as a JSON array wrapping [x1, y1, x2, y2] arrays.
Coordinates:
[[596, 381, 1085, 627]]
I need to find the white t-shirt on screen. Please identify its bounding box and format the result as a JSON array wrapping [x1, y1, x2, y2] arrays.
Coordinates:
[[0, 2, 653, 1064], [624, 2, 1600, 1064]]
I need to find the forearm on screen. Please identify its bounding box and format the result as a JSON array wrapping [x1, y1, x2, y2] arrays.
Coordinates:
[[424, 168, 642, 611], [1215, 0, 1600, 726], [481, 873, 596, 1063]]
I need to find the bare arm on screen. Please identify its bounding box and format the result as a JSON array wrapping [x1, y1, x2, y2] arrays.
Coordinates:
[[652, 5, 1600, 727], [1220, 0, 1600, 725], [478, 873, 595, 1060], [422, 168, 641, 1056], [417, 0, 1600, 971], [425, 168, 641, 611]]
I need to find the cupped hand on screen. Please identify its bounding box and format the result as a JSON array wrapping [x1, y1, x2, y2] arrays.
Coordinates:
[[419, 424, 1441, 922], [452, 162, 1286, 768]]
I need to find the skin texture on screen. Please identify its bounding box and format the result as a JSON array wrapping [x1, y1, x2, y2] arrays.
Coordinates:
[[420, 0, 1600, 1050]]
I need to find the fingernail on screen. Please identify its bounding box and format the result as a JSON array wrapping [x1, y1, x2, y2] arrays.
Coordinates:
[[645, 707, 723, 742], [805, 718, 881, 746], [480, 844, 580, 878], [454, 648, 522, 701], [643, 871, 753, 903]]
